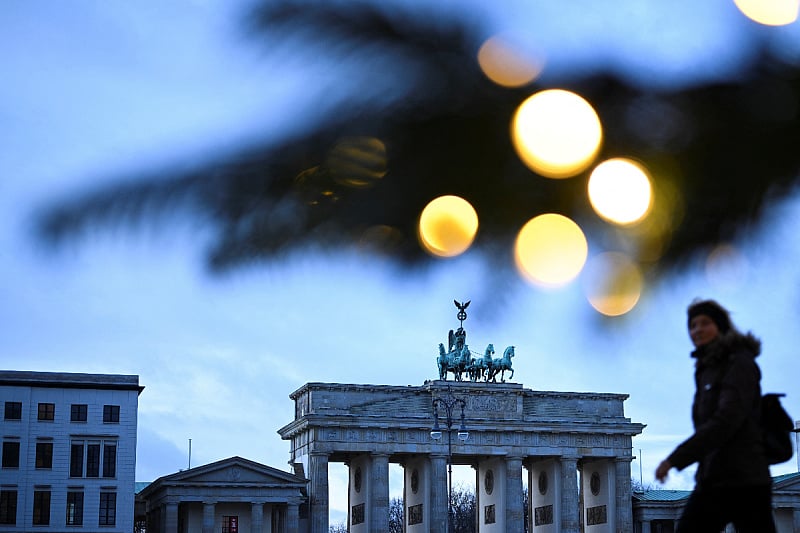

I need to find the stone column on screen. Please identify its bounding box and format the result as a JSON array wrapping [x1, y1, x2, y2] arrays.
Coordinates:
[[370, 454, 390, 531], [641, 520, 651, 533], [251, 502, 264, 533], [202, 502, 216, 533], [506, 456, 525, 533], [615, 458, 633, 533], [430, 454, 448, 533], [287, 501, 300, 533], [560, 456, 580, 533], [164, 502, 179, 533], [309, 452, 329, 533]]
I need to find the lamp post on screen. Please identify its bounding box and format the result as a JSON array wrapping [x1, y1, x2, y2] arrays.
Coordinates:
[[430, 387, 469, 533]]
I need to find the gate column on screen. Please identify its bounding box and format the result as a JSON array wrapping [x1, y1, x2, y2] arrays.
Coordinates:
[[370, 454, 390, 531], [615, 458, 633, 532], [560, 456, 580, 533], [430, 454, 448, 533], [506, 456, 525, 533], [309, 451, 329, 533]]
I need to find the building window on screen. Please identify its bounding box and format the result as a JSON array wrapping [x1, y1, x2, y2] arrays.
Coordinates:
[[3, 402, 21, 421], [0, 490, 16, 525], [86, 443, 100, 477], [1, 441, 20, 468], [35, 442, 53, 469], [33, 490, 50, 526], [70, 404, 88, 422], [103, 405, 120, 423], [70, 440, 116, 478], [99, 492, 116, 526], [37, 403, 55, 421], [66, 491, 84, 526], [102, 443, 117, 478], [70, 443, 84, 477], [222, 515, 239, 533]]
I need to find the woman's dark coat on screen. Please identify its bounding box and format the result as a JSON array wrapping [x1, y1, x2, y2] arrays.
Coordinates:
[[667, 330, 772, 488]]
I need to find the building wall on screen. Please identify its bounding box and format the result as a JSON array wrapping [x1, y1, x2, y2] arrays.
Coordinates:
[[529, 459, 560, 533], [348, 454, 371, 532], [0, 372, 140, 532], [478, 457, 506, 532], [404, 456, 430, 532], [582, 460, 615, 533]]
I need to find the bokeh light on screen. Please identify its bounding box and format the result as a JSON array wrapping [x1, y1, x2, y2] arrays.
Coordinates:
[[588, 158, 653, 225], [734, 0, 799, 25], [706, 244, 749, 291], [326, 136, 387, 188], [582, 252, 643, 316], [511, 89, 603, 178], [477, 35, 543, 88], [514, 213, 588, 287], [418, 195, 479, 257]]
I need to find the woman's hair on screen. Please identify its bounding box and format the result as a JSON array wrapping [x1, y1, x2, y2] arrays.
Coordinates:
[[687, 298, 732, 334]]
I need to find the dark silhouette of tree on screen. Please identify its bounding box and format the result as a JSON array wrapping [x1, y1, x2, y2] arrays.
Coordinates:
[[35, 0, 800, 289], [631, 478, 658, 493], [450, 483, 477, 533], [389, 496, 403, 533]]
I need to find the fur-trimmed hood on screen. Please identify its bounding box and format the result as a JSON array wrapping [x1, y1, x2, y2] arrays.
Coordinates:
[[691, 329, 761, 368]]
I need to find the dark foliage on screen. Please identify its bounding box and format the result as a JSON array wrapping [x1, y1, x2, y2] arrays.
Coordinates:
[[36, 0, 800, 285]]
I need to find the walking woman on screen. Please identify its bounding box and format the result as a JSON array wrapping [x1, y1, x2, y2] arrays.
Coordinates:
[[655, 299, 776, 532]]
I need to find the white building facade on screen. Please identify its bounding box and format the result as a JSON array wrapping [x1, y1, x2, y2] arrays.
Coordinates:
[[0, 370, 143, 532]]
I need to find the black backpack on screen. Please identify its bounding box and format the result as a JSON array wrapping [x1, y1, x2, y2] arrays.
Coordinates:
[[761, 393, 794, 465]]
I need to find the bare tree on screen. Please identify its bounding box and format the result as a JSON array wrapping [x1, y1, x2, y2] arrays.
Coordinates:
[[389, 496, 404, 533]]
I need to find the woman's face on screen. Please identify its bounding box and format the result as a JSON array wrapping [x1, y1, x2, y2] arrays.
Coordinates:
[[689, 314, 720, 347]]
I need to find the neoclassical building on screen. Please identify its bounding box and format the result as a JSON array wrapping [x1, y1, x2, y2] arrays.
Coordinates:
[[278, 380, 645, 533], [632, 472, 800, 532], [137, 456, 307, 533]]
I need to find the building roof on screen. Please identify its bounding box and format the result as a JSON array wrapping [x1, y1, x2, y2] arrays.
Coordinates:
[[0, 370, 144, 393], [633, 489, 691, 502], [773, 471, 800, 485], [635, 472, 800, 503], [135, 482, 151, 494]]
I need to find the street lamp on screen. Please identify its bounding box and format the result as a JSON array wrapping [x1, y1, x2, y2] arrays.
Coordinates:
[[430, 387, 469, 532]]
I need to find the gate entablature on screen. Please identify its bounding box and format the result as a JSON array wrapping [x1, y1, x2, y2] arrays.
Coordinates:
[[279, 381, 644, 461]]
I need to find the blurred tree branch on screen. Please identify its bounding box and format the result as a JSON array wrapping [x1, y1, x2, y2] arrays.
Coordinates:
[[35, 0, 800, 280]]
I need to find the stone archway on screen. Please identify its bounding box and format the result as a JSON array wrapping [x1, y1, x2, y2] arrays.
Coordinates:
[[278, 381, 644, 533]]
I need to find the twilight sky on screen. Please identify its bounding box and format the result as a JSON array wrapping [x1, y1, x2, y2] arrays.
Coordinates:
[[2, 0, 800, 524]]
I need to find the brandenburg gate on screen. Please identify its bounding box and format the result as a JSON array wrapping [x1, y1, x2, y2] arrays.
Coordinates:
[[278, 302, 645, 532]]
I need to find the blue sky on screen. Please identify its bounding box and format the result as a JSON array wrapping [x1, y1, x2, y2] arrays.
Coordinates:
[[2, 0, 800, 523]]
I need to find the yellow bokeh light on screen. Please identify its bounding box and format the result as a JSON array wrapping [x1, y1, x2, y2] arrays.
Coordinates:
[[588, 158, 653, 225], [511, 89, 603, 178], [734, 0, 799, 25], [582, 252, 643, 316], [418, 195, 479, 257], [514, 213, 588, 287], [477, 35, 543, 88]]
